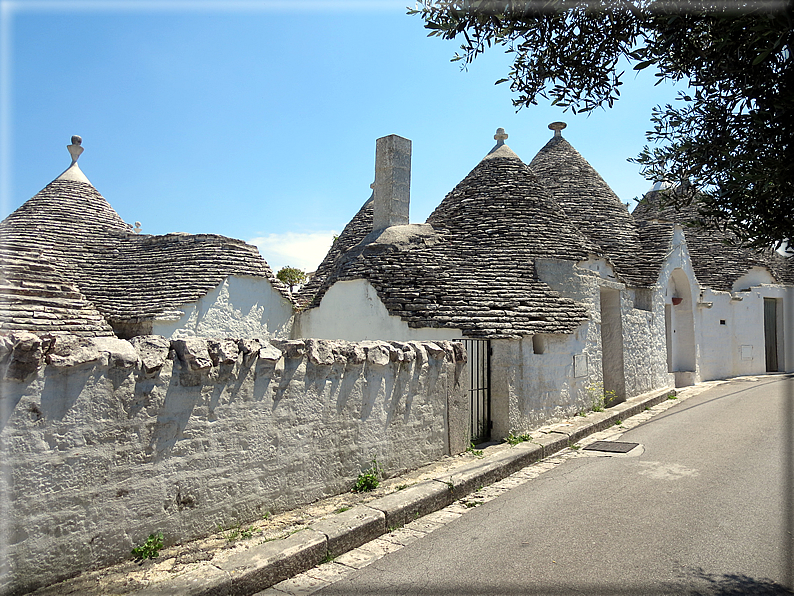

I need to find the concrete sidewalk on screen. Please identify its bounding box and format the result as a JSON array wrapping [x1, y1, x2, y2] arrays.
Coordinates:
[[34, 385, 684, 596]]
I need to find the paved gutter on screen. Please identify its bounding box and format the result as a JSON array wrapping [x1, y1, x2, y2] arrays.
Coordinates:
[[33, 385, 686, 596]]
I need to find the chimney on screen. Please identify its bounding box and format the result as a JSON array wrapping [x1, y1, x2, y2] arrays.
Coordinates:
[[373, 134, 411, 232]]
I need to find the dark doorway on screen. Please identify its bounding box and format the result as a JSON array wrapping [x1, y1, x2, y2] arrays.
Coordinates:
[[764, 298, 779, 372]]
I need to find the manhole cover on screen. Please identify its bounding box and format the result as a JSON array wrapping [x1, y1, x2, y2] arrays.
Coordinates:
[[583, 441, 639, 453]]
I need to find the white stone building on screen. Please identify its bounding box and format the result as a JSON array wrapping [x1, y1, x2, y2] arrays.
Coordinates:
[[2, 131, 791, 440], [295, 126, 793, 438]]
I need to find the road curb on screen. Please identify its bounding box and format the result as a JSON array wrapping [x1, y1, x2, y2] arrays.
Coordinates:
[[132, 386, 676, 595]]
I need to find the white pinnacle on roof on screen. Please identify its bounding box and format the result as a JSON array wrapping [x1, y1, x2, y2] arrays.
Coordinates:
[[55, 135, 92, 185], [548, 121, 567, 137], [484, 127, 521, 161]]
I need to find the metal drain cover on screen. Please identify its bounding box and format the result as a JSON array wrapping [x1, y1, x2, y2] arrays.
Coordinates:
[[583, 441, 639, 453]]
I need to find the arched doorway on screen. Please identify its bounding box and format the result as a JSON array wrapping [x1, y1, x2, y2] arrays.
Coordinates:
[[665, 268, 696, 385]]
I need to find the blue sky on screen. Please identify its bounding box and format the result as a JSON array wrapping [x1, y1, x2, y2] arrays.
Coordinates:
[[1, 0, 686, 273]]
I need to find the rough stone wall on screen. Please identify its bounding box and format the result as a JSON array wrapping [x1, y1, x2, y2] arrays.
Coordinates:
[[0, 332, 466, 596], [490, 332, 593, 438], [621, 287, 671, 397]]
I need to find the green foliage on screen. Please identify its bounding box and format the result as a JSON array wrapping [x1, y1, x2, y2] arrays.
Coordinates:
[[588, 382, 617, 412], [466, 442, 484, 457], [276, 266, 307, 292], [335, 505, 352, 514], [353, 458, 382, 492], [505, 432, 533, 446], [218, 522, 260, 543], [321, 550, 336, 564], [410, 1, 793, 249], [132, 532, 164, 561]]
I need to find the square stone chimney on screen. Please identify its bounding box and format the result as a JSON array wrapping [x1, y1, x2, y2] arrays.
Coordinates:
[[373, 134, 411, 232]]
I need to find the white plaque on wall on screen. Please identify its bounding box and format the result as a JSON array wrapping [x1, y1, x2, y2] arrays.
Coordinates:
[[574, 354, 588, 377]]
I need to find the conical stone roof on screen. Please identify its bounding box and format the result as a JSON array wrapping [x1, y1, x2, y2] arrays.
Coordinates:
[[1, 138, 292, 336], [304, 132, 593, 338], [634, 190, 793, 290], [529, 128, 654, 286], [296, 196, 374, 307]]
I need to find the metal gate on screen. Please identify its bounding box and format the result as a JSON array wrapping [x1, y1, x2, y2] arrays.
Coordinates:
[[462, 339, 491, 444]]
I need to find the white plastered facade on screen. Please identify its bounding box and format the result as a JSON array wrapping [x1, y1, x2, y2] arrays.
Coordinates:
[[295, 279, 464, 341], [152, 275, 294, 340]]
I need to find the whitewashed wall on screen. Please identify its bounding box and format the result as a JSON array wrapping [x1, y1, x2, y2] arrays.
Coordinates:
[[622, 286, 671, 396], [697, 284, 792, 379], [152, 275, 294, 340], [0, 333, 466, 595], [296, 279, 463, 341], [490, 332, 592, 438]]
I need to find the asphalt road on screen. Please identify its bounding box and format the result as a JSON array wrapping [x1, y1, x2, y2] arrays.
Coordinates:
[[316, 375, 794, 596]]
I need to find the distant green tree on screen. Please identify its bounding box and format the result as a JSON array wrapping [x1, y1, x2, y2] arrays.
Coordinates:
[[276, 266, 307, 292], [410, 0, 793, 250]]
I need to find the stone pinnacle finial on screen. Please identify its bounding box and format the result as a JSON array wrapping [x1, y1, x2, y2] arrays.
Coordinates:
[[67, 135, 84, 163], [548, 122, 567, 137], [494, 128, 508, 146]]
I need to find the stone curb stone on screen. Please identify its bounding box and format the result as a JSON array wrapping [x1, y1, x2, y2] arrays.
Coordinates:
[[219, 528, 326, 596], [310, 505, 386, 558], [434, 442, 545, 501], [137, 529, 327, 596], [551, 387, 676, 445], [134, 564, 232, 596], [366, 481, 455, 529]]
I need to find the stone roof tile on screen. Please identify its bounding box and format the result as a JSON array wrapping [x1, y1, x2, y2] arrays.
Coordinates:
[[0, 176, 293, 332], [633, 190, 793, 291], [303, 145, 593, 338], [529, 135, 654, 286]]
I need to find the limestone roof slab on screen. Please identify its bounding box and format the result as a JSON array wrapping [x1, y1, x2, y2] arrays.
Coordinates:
[[633, 190, 793, 290], [529, 135, 654, 286], [1, 171, 292, 333], [302, 143, 592, 338]]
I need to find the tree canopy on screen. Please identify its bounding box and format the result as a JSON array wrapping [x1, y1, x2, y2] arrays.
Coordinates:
[[410, 0, 793, 250], [276, 266, 307, 292]]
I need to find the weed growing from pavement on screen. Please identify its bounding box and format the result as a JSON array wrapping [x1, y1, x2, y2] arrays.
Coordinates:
[[353, 457, 382, 492], [132, 532, 164, 561], [588, 382, 617, 411], [334, 506, 351, 514], [321, 550, 335, 564], [218, 522, 260, 543], [505, 432, 534, 446], [466, 442, 484, 457]]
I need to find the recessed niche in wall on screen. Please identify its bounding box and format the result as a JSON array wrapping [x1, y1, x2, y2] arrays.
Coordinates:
[[532, 335, 545, 354], [720, 320, 726, 325], [633, 288, 653, 312]]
